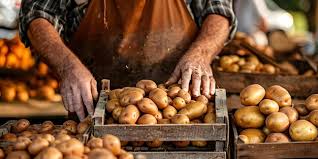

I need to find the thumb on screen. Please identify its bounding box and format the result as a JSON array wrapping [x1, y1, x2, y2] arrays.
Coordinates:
[[165, 68, 181, 85], [91, 79, 99, 100]]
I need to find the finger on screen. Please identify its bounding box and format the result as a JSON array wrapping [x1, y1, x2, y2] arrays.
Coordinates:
[[72, 87, 85, 121], [191, 71, 201, 97], [91, 79, 98, 100], [82, 83, 94, 116], [60, 88, 69, 111], [166, 67, 181, 85], [201, 75, 210, 98], [66, 92, 74, 112], [210, 77, 216, 95], [181, 68, 192, 92]]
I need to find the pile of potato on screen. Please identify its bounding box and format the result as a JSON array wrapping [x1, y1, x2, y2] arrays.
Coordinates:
[[0, 118, 133, 159], [218, 55, 277, 74], [0, 36, 35, 70], [105, 80, 216, 148], [234, 84, 318, 143]]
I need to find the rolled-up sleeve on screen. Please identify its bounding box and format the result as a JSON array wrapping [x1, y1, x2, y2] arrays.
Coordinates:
[[190, 0, 237, 43], [19, 0, 66, 47]]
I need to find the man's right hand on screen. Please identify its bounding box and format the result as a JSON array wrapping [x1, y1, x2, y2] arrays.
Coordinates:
[[59, 61, 98, 121]]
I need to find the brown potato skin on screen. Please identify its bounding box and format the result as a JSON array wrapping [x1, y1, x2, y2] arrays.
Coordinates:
[[136, 80, 157, 93], [172, 97, 186, 110], [265, 133, 290, 143], [3, 133, 17, 142], [39, 121, 54, 133], [294, 103, 309, 116], [12, 119, 30, 133], [106, 99, 120, 113], [234, 106, 265, 129], [63, 120, 78, 134], [167, 86, 181, 98], [153, 111, 163, 120], [177, 90, 191, 103], [289, 120, 318, 141], [56, 138, 84, 156], [191, 141, 207, 147], [308, 110, 318, 126], [158, 119, 171, 124], [119, 105, 140, 124], [240, 84, 265, 106], [146, 139, 163, 148], [173, 141, 190, 148], [119, 91, 144, 106], [137, 98, 158, 115], [0, 148, 4, 159], [306, 94, 318, 111], [204, 112, 216, 123], [266, 112, 289, 133], [178, 101, 207, 120], [102, 134, 121, 156], [259, 99, 279, 115], [137, 114, 157, 125], [265, 85, 292, 107], [163, 106, 177, 119], [196, 95, 209, 105], [112, 107, 124, 121], [14, 137, 32, 150], [240, 129, 266, 143], [279, 107, 299, 124], [149, 88, 169, 109], [34, 147, 63, 159], [6, 150, 30, 159], [87, 138, 103, 149], [109, 89, 122, 100], [88, 148, 116, 159], [171, 114, 190, 124], [28, 138, 50, 155]]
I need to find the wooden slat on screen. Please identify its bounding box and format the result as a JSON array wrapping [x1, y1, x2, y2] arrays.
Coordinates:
[[94, 124, 226, 141], [93, 90, 107, 126], [132, 151, 226, 159], [214, 71, 318, 97], [215, 89, 227, 152]]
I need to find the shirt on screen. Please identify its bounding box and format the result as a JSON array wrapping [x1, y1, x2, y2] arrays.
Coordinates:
[[19, 0, 237, 47]]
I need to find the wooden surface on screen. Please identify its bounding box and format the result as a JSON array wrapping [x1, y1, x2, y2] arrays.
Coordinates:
[[214, 70, 318, 97], [230, 114, 318, 159], [94, 123, 226, 141], [0, 100, 67, 118], [132, 151, 226, 159]]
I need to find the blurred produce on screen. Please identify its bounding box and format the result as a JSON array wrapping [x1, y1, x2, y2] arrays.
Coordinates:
[[0, 36, 34, 70], [234, 84, 318, 143]]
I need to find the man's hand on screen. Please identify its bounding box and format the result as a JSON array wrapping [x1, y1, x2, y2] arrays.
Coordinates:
[[166, 47, 215, 98], [28, 18, 98, 120], [166, 15, 230, 98], [59, 62, 98, 121]]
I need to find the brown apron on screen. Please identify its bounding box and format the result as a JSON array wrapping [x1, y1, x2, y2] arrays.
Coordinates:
[[70, 0, 198, 88]]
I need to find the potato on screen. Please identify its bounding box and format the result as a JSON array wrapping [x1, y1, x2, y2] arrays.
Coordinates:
[[54, 134, 71, 145], [173, 141, 190, 148], [168, 97, 172, 105], [178, 101, 207, 120], [63, 120, 77, 134], [238, 135, 249, 144], [158, 84, 166, 90], [77, 121, 91, 134], [262, 64, 276, 74], [132, 141, 144, 147], [289, 120, 318, 141], [6, 151, 30, 159], [112, 107, 124, 121], [167, 86, 181, 98], [154, 111, 163, 121], [262, 127, 271, 135], [119, 91, 144, 106], [240, 84, 265, 106], [234, 106, 265, 128], [121, 87, 145, 96], [0, 148, 3, 159], [146, 139, 163, 148], [171, 114, 190, 124], [259, 99, 279, 115], [56, 138, 84, 156], [158, 119, 171, 124], [265, 133, 290, 143], [1, 86, 16, 102], [308, 110, 318, 126], [191, 141, 207, 147], [137, 98, 158, 115], [38, 85, 55, 100], [207, 103, 215, 113], [28, 138, 50, 155], [119, 105, 140, 124], [172, 97, 186, 110], [294, 103, 309, 116], [265, 85, 291, 107], [306, 94, 318, 111], [196, 95, 209, 105], [137, 114, 157, 125], [203, 112, 216, 123], [149, 88, 169, 109], [255, 63, 263, 72], [87, 137, 103, 149], [19, 131, 33, 138], [220, 56, 234, 68], [106, 99, 120, 113], [12, 119, 30, 133], [163, 106, 177, 119], [88, 148, 116, 159], [224, 64, 239, 72], [109, 89, 122, 100], [3, 133, 17, 142], [16, 90, 29, 102], [247, 56, 259, 65], [241, 63, 257, 72], [279, 107, 298, 123], [102, 134, 121, 156], [34, 147, 63, 159], [14, 137, 32, 150], [41, 134, 55, 144], [39, 121, 54, 133], [177, 90, 191, 103], [190, 119, 202, 124], [240, 129, 265, 143], [106, 117, 116, 124], [84, 146, 91, 154], [119, 151, 134, 159], [266, 112, 289, 133], [136, 80, 157, 93]]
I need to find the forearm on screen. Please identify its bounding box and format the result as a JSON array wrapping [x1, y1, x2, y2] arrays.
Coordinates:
[[27, 18, 82, 77], [189, 14, 230, 63]]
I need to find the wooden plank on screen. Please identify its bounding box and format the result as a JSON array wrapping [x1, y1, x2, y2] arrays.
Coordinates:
[[215, 89, 228, 152], [93, 90, 107, 126], [132, 151, 226, 159], [214, 71, 318, 97], [94, 124, 226, 141]]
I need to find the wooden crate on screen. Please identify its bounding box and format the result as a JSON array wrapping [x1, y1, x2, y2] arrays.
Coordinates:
[[230, 114, 318, 159], [0, 120, 92, 148], [93, 80, 229, 159]]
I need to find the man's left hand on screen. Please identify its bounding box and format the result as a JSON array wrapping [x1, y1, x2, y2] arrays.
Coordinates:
[[166, 47, 215, 98]]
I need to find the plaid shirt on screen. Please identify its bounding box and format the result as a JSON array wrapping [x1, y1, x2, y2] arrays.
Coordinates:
[[19, 0, 237, 47]]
